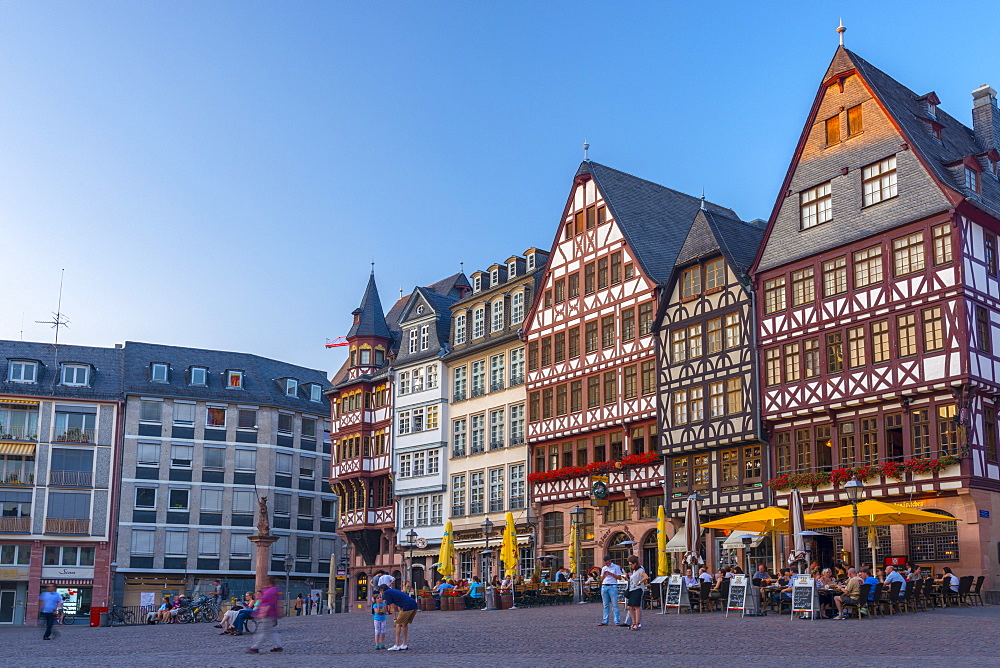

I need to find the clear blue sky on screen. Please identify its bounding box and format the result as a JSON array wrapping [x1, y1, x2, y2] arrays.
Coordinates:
[[2, 1, 997, 374]]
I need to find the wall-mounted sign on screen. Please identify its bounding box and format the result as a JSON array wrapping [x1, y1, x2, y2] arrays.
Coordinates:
[[41, 566, 94, 580], [0, 567, 28, 580], [979, 509, 990, 518]]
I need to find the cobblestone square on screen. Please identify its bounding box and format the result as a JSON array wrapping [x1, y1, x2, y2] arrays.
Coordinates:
[[4, 602, 1000, 667]]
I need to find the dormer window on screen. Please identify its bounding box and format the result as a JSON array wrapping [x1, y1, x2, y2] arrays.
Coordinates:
[[285, 378, 299, 397], [226, 370, 244, 389], [8, 360, 37, 383], [508, 261, 517, 278], [60, 364, 90, 387], [454, 313, 467, 345], [190, 366, 208, 386], [408, 329, 419, 354], [151, 363, 169, 383], [526, 254, 535, 270], [966, 166, 981, 193], [359, 349, 372, 365], [375, 348, 385, 365], [473, 275, 482, 292], [310, 384, 323, 403], [491, 268, 499, 286]]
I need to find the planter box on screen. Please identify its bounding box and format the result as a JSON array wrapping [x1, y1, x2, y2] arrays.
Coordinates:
[[500, 594, 513, 610]]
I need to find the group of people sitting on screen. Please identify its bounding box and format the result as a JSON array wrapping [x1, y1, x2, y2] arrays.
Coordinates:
[[147, 595, 191, 623], [217, 591, 259, 635]]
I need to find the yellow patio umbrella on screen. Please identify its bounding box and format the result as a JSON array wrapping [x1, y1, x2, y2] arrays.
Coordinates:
[[438, 521, 455, 580], [656, 505, 669, 577], [568, 517, 579, 575], [501, 512, 519, 577], [804, 499, 957, 570], [702, 506, 793, 572]]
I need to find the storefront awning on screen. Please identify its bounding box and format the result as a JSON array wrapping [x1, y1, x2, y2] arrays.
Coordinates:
[[0, 399, 39, 406], [453, 536, 532, 551], [0, 442, 35, 455], [41, 579, 92, 586], [665, 526, 703, 552], [721, 531, 768, 549]]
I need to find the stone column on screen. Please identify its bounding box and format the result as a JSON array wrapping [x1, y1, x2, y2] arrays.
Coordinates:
[[249, 535, 279, 593]]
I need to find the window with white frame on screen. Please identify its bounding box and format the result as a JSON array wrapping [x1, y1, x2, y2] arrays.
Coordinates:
[[225, 370, 243, 389], [526, 253, 535, 270], [411, 368, 424, 393], [198, 531, 220, 556], [131, 529, 155, 555], [173, 402, 195, 426], [509, 463, 525, 509], [509, 404, 525, 445], [402, 497, 415, 527], [276, 452, 293, 476], [409, 329, 419, 354], [453, 419, 467, 457], [673, 390, 688, 425], [398, 371, 410, 395], [310, 384, 323, 402], [170, 444, 193, 468], [7, 360, 38, 383], [489, 409, 505, 448], [399, 453, 412, 478], [398, 411, 411, 435], [800, 181, 832, 229], [274, 493, 291, 516], [427, 448, 440, 474], [492, 300, 504, 332], [471, 360, 485, 396], [511, 292, 525, 324], [470, 414, 485, 454], [426, 405, 438, 430], [420, 325, 429, 350], [137, 442, 160, 466], [473, 275, 482, 292], [234, 448, 256, 471], [508, 260, 517, 277], [470, 471, 484, 514], [206, 407, 226, 429], [452, 474, 466, 516], [201, 487, 223, 513], [473, 307, 485, 338], [151, 363, 169, 382], [453, 366, 467, 400], [490, 353, 504, 391], [190, 367, 208, 386], [165, 530, 187, 556], [299, 456, 315, 479], [285, 378, 298, 397], [489, 467, 504, 512], [490, 268, 499, 286], [231, 533, 252, 558], [454, 313, 466, 345], [134, 486, 156, 508], [61, 364, 89, 386], [416, 496, 430, 526], [863, 155, 897, 206], [412, 451, 425, 477], [509, 347, 524, 384], [426, 364, 438, 389], [431, 494, 443, 525], [168, 488, 189, 510]]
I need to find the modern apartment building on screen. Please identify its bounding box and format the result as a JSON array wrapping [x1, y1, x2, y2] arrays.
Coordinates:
[[445, 250, 545, 581], [0, 341, 123, 625]]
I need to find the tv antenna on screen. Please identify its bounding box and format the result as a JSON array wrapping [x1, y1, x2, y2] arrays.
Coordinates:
[[36, 269, 70, 344]]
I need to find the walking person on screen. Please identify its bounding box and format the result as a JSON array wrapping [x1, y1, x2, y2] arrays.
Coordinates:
[[293, 594, 304, 616], [626, 556, 648, 630], [304, 592, 313, 616], [39, 584, 62, 640], [379, 584, 418, 651], [247, 578, 283, 654], [597, 555, 625, 627]]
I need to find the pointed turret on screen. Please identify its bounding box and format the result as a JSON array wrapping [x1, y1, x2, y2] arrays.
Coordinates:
[[348, 273, 392, 340]]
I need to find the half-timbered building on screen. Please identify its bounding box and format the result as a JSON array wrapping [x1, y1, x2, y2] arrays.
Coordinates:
[[655, 208, 767, 568], [753, 45, 1000, 584], [329, 271, 466, 604], [526, 161, 742, 574]]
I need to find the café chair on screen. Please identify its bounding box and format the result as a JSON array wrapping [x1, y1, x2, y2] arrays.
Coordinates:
[[957, 576, 975, 607], [868, 583, 885, 618], [882, 581, 903, 615], [842, 584, 871, 620], [971, 575, 986, 606], [900, 581, 917, 614], [696, 581, 714, 613]]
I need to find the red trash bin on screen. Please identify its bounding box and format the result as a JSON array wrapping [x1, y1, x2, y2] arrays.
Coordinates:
[[90, 606, 108, 627]]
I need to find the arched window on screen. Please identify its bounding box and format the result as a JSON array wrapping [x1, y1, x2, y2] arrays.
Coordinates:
[[607, 532, 633, 567], [642, 531, 658, 576], [908, 509, 959, 562]]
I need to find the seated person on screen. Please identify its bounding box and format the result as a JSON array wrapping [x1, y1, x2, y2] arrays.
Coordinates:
[[434, 580, 455, 596], [938, 567, 960, 593], [682, 568, 698, 589], [697, 567, 714, 583], [833, 568, 864, 619], [219, 603, 244, 633], [230, 593, 258, 634], [883, 565, 906, 597], [751, 564, 772, 587], [466, 576, 485, 601], [153, 596, 172, 623]]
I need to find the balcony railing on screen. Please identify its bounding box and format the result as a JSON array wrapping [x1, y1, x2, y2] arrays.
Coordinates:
[[509, 374, 524, 387], [0, 472, 34, 486], [509, 496, 525, 509], [510, 436, 525, 447], [49, 470, 93, 487], [489, 440, 505, 450], [470, 502, 484, 515], [452, 448, 466, 458], [45, 518, 90, 534], [471, 442, 485, 454], [489, 500, 504, 513], [453, 390, 466, 402], [54, 428, 95, 444], [0, 425, 38, 441], [490, 381, 505, 392], [470, 386, 486, 398], [0, 517, 31, 532]]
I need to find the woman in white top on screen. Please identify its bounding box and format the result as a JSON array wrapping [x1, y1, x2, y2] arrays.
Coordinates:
[[625, 556, 648, 630]]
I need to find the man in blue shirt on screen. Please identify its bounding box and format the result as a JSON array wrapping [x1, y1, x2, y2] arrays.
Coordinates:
[[38, 584, 62, 640], [884, 565, 906, 598], [860, 568, 879, 610], [379, 585, 418, 651]]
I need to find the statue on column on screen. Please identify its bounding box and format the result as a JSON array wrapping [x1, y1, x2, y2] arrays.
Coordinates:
[[257, 496, 270, 536]]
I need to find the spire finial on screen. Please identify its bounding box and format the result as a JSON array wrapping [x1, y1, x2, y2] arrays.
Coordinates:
[[371, 259, 375, 276], [837, 19, 846, 46], [700, 188, 706, 211], [583, 139, 590, 161], [460, 261, 464, 273], [399, 287, 403, 300]]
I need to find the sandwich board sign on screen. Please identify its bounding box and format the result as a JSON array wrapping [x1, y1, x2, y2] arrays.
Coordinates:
[[664, 574, 689, 613], [651, 576, 669, 614], [790, 574, 818, 620]]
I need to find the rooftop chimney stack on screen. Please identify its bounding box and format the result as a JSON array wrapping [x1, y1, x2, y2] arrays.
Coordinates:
[[972, 85, 1000, 150]]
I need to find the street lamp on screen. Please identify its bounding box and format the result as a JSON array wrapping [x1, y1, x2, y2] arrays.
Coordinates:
[[569, 506, 586, 604], [844, 476, 865, 570], [481, 517, 494, 581], [406, 529, 418, 589], [283, 553, 294, 617]]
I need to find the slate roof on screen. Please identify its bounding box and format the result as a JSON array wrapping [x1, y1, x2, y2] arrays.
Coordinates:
[[122, 341, 330, 412], [0, 340, 124, 402], [846, 48, 1000, 218], [578, 161, 740, 284], [347, 273, 392, 340]]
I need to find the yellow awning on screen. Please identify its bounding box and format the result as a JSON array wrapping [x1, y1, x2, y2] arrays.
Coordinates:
[[0, 443, 36, 455], [0, 399, 39, 405]]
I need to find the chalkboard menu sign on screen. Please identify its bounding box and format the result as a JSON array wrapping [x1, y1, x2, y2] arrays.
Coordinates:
[[617, 583, 627, 604], [664, 574, 689, 613], [790, 575, 817, 618], [727, 574, 747, 612]]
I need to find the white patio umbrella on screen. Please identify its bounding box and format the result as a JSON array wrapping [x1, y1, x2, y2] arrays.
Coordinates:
[[787, 488, 808, 573], [683, 494, 703, 567]]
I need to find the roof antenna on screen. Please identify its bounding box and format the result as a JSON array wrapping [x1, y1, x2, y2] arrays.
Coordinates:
[[36, 268, 70, 344], [371, 259, 375, 276], [460, 261, 464, 273], [399, 287, 403, 300], [700, 188, 706, 210], [583, 139, 590, 161], [837, 18, 846, 46]]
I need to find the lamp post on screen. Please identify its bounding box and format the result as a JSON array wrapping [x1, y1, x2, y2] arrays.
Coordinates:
[[283, 553, 294, 617], [481, 517, 494, 581], [569, 505, 586, 604], [844, 476, 864, 570], [405, 529, 418, 589]]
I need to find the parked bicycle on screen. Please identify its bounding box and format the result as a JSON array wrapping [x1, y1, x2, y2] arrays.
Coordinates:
[[107, 605, 135, 625]]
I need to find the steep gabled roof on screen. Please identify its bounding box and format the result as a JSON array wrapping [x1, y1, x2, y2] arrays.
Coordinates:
[[676, 210, 765, 279], [347, 273, 392, 340], [426, 272, 471, 298], [578, 161, 740, 284]]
